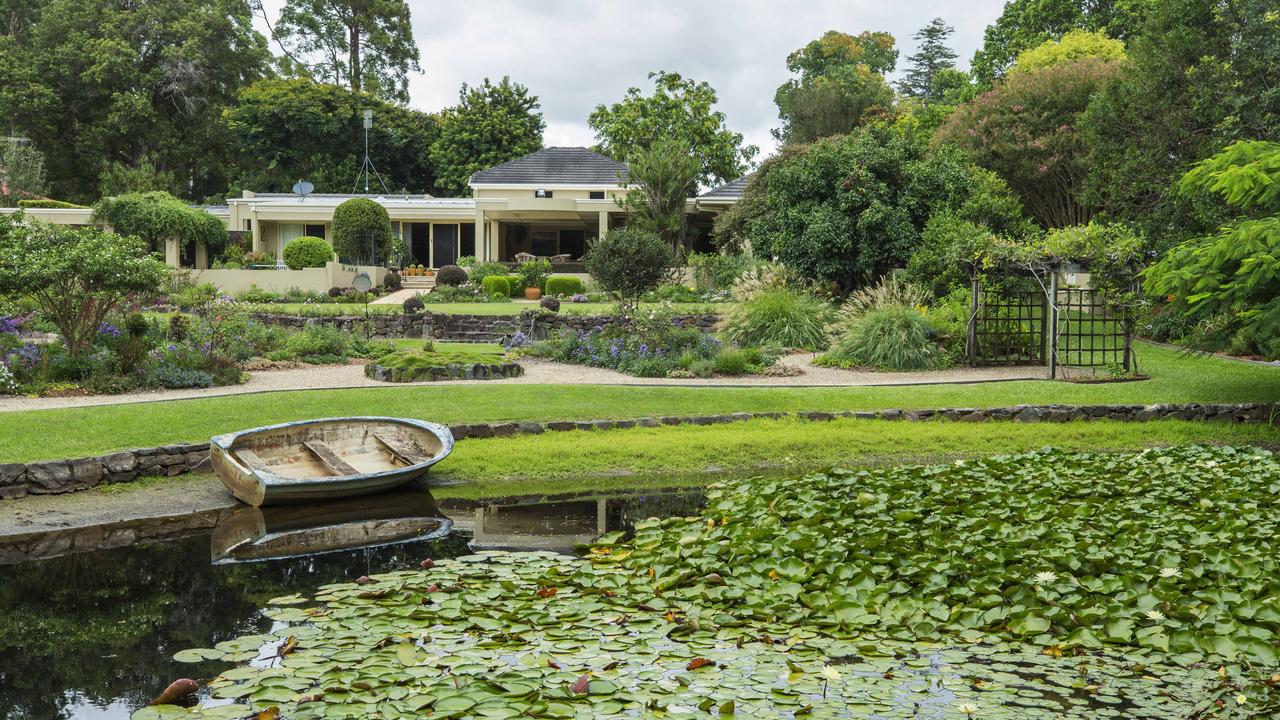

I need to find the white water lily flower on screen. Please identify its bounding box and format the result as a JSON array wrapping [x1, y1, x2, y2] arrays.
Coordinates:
[[1236, 694, 1247, 705], [1033, 571, 1058, 584], [1145, 610, 1166, 621], [1159, 567, 1180, 578], [821, 665, 841, 682], [957, 702, 979, 715]]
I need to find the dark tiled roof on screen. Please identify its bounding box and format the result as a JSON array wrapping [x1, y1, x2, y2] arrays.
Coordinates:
[[699, 174, 751, 200], [469, 147, 629, 186]]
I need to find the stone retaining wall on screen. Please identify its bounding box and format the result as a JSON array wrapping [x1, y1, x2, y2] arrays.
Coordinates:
[[2, 402, 1273, 499], [365, 360, 524, 383], [252, 310, 721, 343]]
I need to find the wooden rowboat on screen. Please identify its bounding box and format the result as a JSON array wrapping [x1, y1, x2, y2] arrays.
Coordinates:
[[210, 417, 454, 507]]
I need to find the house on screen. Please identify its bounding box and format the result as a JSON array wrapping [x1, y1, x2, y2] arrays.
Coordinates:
[[7, 147, 745, 271]]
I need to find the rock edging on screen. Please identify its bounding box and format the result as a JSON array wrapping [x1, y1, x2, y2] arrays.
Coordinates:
[[1, 402, 1273, 499], [364, 360, 524, 383]]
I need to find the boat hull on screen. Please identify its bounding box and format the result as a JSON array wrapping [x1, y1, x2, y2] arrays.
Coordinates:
[[210, 417, 454, 507]]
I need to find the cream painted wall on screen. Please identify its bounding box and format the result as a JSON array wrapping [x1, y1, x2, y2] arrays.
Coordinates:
[[189, 262, 388, 294]]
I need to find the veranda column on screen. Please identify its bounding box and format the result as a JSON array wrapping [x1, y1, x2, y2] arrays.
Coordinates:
[[474, 208, 486, 261], [164, 238, 180, 268], [250, 214, 263, 254], [195, 242, 208, 270], [598, 211, 609, 240]]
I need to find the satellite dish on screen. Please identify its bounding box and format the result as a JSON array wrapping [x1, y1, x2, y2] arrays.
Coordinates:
[[352, 272, 373, 293], [292, 180, 314, 199]]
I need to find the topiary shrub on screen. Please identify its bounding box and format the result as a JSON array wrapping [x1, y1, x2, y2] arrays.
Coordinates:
[[544, 275, 585, 296], [821, 305, 946, 371], [481, 275, 511, 298], [403, 294, 425, 313], [282, 236, 332, 270], [585, 227, 676, 307], [331, 198, 392, 265], [436, 264, 467, 287], [719, 287, 834, 350], [540, 296, 561, 312]]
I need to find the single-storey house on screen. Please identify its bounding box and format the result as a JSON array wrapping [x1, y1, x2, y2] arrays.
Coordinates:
[[4, 146, 746, 271]]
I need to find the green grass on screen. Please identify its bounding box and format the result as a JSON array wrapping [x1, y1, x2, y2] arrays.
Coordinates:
[[238, 302, 725, 317], [373, 347, 507, 370], [388, 339, 505, 354], [1, 342, 1276, 463], [429, 417, 1279, 498]]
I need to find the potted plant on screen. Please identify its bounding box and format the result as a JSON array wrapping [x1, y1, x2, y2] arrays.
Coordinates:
[[518, 258, 552, 300]]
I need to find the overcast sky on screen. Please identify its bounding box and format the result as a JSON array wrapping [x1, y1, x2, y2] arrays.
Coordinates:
[[254, 0, 1005, 163]]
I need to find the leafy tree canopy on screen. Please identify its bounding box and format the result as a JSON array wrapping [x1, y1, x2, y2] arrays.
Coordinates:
[[736, 123, 1027, 292], [897, 18, 959, 101], [0, 0, 271, 203], [585, 227, 677, 308], [331, 197, 392, 264], [92, 191, 226, 256], [936, 57, 1125, 228], [1145, 141, 1280, 343], [226, 78, 438, 195], [1081, 0, 1280, 244], [618, 138, 701, 252], [274, 0, 421, 104], [429, 77, 545, 197], [1009, 29, 1126, 73], [773, 31, 898, 145], [0, 137, 46, 207], [0, 215, 169, 358], [589, 71, 756, 189], [969, 0, 1151, 85]]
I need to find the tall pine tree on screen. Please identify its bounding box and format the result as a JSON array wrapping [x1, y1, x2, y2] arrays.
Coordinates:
[[898, 18, 958, 101]]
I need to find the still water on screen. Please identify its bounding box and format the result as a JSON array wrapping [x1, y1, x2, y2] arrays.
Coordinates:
[[0, 488, 705, 720]]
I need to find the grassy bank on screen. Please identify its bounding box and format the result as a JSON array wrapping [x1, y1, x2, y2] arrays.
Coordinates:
[[428, 417, 1280, 498], [1, 342, 1275, 463]]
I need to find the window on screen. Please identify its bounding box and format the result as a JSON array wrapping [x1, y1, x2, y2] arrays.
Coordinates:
[[305, 223, 326, 239], [534, 189, 552, 199], [589, 191, 605, 200]]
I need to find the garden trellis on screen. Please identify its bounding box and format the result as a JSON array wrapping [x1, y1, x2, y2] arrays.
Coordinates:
[[967, 261, 1139, 378]]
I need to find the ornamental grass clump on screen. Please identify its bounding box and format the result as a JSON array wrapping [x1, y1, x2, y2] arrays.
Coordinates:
[[821, 305, 946, 371], [719, 287, 834, 350]]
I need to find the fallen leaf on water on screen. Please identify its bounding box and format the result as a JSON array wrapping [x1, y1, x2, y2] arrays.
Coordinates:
[[256, 708, 280, 720], [537, 586, 558, 598], [355, 575, 373, 585], [569, 674, 590, 695], [686, 657, 715, 671]]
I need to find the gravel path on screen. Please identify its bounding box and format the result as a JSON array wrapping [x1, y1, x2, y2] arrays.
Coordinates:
[[0, 354, 1045, 412]]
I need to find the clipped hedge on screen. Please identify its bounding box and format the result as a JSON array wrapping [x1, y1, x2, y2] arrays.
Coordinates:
[[481, 275, 511, 297], [507, 275, 525, 297], [545, 275, 585, 296], [282, 236, 333, 269], [17, 199, 87, 209], [331, 198, 392, 264]]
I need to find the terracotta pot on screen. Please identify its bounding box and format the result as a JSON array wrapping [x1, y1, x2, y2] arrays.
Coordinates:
[[524, 287, 542, 300]]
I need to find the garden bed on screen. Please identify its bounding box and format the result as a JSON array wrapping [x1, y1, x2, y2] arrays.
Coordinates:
[[364, 348, 522, 383]]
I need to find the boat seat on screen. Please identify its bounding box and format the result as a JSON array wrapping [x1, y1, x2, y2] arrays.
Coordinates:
[[235, 448, 268, 469], [372, 430, 430, 465], [302, 441, 360, 476]]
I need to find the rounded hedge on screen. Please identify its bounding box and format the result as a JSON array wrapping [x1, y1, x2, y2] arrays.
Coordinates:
[[585, 227, 675, 303], [403, 294, 425, 313], [331, 198, 392, 265], [545, 275, 585, 296], [506, 275, 525, 297], [481, 275, 511, 297], [282, 236, 333, 270], [436, 264, 467, 287]]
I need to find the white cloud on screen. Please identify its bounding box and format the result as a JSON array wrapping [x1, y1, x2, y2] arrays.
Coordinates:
[[254, 0, 1004, 162]]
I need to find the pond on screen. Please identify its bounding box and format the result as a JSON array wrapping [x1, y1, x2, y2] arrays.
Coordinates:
[[0, 487, 705, 720]]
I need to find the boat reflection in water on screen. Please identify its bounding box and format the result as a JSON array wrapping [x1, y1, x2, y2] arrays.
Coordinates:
[[211, 487, 453, 564]]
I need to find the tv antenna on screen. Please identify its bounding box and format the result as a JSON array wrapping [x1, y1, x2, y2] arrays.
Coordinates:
[[291, 180, 314, 202], [353, 109, 390, 195]]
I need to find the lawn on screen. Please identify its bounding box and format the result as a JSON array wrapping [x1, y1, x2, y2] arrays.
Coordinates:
[[1, 342, 1276, 463], [238, 302, 725, 316]]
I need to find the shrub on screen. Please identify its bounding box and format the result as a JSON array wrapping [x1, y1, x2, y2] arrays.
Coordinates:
[[517, 258, 552, 290], [822, 305, 946, 371], [328, 287, 346, 298], [282, 236, 332, 269], [720, 288, 834, 350], [284, 324, 350, 361], [403, 295, 425, 313], [456, 255, 476, 267], [17, 199, 86, 209], [468, 262, 511, 286], [170, 282, 220, 309], [712, 347, 754, 375], [585, 227, 676, 306], [0, 363, 17, 394], [506, 275, 525, 297], [540, 296, 561, 312], [384, 270, 402, 290], [436, 264, 467, 287], [481, 275, 511, 298], [123, 313, 149, 338], [687, 252, 754, 290], [840, 274, 932, 320], [544, 275, 585, 296], [150, 365, 213, 389], [331, 198, 392, 264], [730, 262, 793, 302]]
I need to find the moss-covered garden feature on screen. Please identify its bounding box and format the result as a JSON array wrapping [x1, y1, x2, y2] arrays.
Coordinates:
[[153, 445, 1280, 719], [366, 347, 522, 383]]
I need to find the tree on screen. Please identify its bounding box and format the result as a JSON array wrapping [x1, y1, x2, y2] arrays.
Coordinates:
[[584, 227, 677, 309], [589, 71, 756, 188], [618, 138, 701, 252], [773, 31, 898, 145], [0, 215, 169, 359], [93, 191, 227, 258], [1008, 29, 1125, 74], [274, 0, 421, 104], [429, 77, 545, 196], [897, 18, 958, 102], [936, 57, 1125, 228], [737, 123, 1025, 292], [331, 197, 392, 264], [969, 0, 1152, 85], [0, 137, 45, 206], [97, 156, 177, 199], [1082, 0, 1280, 244], [0, 0, 271, 203], [1144, 141, 1280, 349], [226, 78, 438, 194]]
